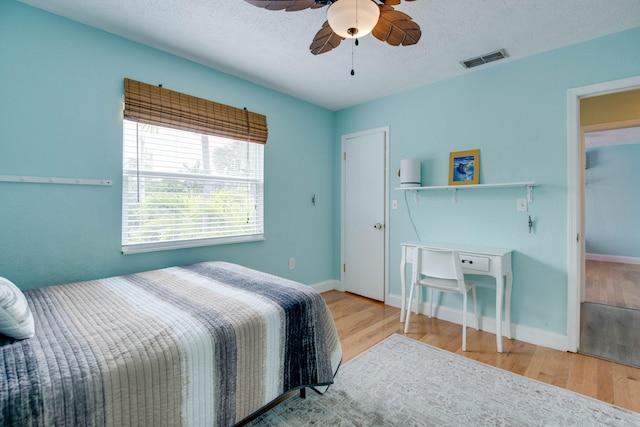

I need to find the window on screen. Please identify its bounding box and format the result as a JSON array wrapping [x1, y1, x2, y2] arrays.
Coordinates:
[[121, 79, 267, 254]]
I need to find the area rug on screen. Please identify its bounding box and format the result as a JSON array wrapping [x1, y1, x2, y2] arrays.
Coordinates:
[[581, 302, 640, 368], [247, 334, 640, 426]]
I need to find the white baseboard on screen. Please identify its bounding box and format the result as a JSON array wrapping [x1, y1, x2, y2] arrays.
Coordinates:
[[585, 253, 640, 265], [385, 293, 569, 352], [310, 279, 341, 293], [313, 286, 569, 352]]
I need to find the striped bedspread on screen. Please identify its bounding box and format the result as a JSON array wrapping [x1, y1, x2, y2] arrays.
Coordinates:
[[1, 262, 342, 426]]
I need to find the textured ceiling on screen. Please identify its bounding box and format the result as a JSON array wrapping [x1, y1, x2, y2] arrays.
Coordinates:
[[16, 0, 640, 111]]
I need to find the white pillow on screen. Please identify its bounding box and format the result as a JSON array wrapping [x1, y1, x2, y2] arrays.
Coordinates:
[[0, 277, 35, 339]]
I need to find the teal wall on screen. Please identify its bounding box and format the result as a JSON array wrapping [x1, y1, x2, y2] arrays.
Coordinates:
[[0, 1, 336, 289], [586, 142, 640, 257], [3, 1, 640, 337], [334, 27, 640, 334]]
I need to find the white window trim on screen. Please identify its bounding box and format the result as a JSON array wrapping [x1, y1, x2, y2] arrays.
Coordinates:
[[122, 234, 266, 255]]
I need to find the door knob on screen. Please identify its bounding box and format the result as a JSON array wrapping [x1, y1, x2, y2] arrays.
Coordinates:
[[373, 223, 383, 230]]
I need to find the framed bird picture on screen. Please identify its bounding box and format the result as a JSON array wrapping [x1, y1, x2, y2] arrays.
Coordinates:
[[449, 149, 480, 185]]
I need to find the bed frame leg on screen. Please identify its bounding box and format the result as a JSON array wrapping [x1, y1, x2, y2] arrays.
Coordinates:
[[300, 388, 306, 399]]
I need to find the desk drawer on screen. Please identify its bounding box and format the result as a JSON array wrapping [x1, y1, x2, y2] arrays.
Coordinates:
[[460, 254, 489, 272]]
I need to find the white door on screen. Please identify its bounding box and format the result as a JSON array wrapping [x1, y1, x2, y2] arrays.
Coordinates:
[[342, 128, 387, 301]]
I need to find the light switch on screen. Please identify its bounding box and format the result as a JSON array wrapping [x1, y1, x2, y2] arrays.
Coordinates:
[[517, 198, 528, 212]]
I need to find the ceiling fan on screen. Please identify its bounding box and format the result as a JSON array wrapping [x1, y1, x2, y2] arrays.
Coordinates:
[[244, 0, 421, 55]]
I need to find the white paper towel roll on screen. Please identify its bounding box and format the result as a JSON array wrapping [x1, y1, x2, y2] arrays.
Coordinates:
[[400, 159, 421, 187]]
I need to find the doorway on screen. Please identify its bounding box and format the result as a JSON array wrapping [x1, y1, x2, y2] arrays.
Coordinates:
[[340, 127, 389, 301], [566, 76, 640, 357], [580, 123, 640, 367]]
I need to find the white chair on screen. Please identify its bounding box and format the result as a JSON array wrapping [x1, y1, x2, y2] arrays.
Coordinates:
[[403, 247, 478, 351]]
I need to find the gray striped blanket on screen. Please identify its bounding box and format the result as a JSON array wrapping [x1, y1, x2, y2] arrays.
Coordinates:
[[1, 262, 342, 426]]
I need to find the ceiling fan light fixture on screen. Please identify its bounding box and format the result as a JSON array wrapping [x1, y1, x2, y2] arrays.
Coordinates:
[[327, 0, 380, 39]]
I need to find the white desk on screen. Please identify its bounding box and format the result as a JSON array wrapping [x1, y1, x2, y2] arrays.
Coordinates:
[[400, 241, 513, 353]]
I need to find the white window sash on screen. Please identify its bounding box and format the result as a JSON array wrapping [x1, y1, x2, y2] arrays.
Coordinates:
[[122, 121, 264, 253]]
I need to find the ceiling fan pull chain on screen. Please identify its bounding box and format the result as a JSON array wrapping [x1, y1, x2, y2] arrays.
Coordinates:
[[351, 38, 356, 76], [351, 0, 358, 75]]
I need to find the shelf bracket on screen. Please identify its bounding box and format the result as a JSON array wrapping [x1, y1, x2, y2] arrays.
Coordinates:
[[450, 188, 457, 204], [526, 184, 534, 204]]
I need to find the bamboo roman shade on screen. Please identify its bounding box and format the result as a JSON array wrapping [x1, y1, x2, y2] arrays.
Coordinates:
[[123, 78, 268, 144]]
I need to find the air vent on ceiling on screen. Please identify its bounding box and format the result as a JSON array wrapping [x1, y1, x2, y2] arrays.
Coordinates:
[[461, 49, 509, 69]]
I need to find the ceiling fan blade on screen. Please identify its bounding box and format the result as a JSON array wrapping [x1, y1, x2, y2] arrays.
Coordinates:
[[310, 21, 345, 55], [243, 0, 325, 12], [372, 5, 422, 47]]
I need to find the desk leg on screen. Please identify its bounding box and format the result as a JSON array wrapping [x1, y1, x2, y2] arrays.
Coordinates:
[[400, 247, 407, 323], [494, 273, 504, 353], [505, 271, 513, 339]]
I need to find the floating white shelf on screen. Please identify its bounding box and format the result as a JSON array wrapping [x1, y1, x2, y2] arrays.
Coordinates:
[[395, 181, 537, 203]]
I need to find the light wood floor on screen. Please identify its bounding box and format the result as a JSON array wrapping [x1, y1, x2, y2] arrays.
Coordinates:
[[322, 290, 640, 413], [585, 260, 640, 310]]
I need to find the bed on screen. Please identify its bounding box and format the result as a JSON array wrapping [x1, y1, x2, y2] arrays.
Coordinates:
[[0, 261, 342, 426]]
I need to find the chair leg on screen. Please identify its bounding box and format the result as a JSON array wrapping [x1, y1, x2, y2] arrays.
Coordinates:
[[471, 286, 479, 330], [404, 283, 416, 333], [428, 288, 434, 318], [462, 291, 468, 352]]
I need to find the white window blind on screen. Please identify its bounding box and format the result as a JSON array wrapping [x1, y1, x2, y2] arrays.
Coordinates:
[[122, 120, 264, 253]]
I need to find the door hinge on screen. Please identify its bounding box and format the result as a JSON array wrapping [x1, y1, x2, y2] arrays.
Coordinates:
[[577, 233, 580, 243], [343, 152, 346, 160], [343, 263, 346, 273]]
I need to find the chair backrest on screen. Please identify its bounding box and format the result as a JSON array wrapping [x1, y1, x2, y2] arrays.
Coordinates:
[[414, 247, 466, 293]]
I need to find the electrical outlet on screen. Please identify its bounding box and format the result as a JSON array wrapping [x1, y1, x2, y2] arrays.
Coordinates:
[[288, 258, 295, 270], [517, 198, 528, 212], [392, 200, 398, 210]]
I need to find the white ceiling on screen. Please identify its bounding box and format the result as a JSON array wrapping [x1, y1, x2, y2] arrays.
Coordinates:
[[17, 0, 640, 111]]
